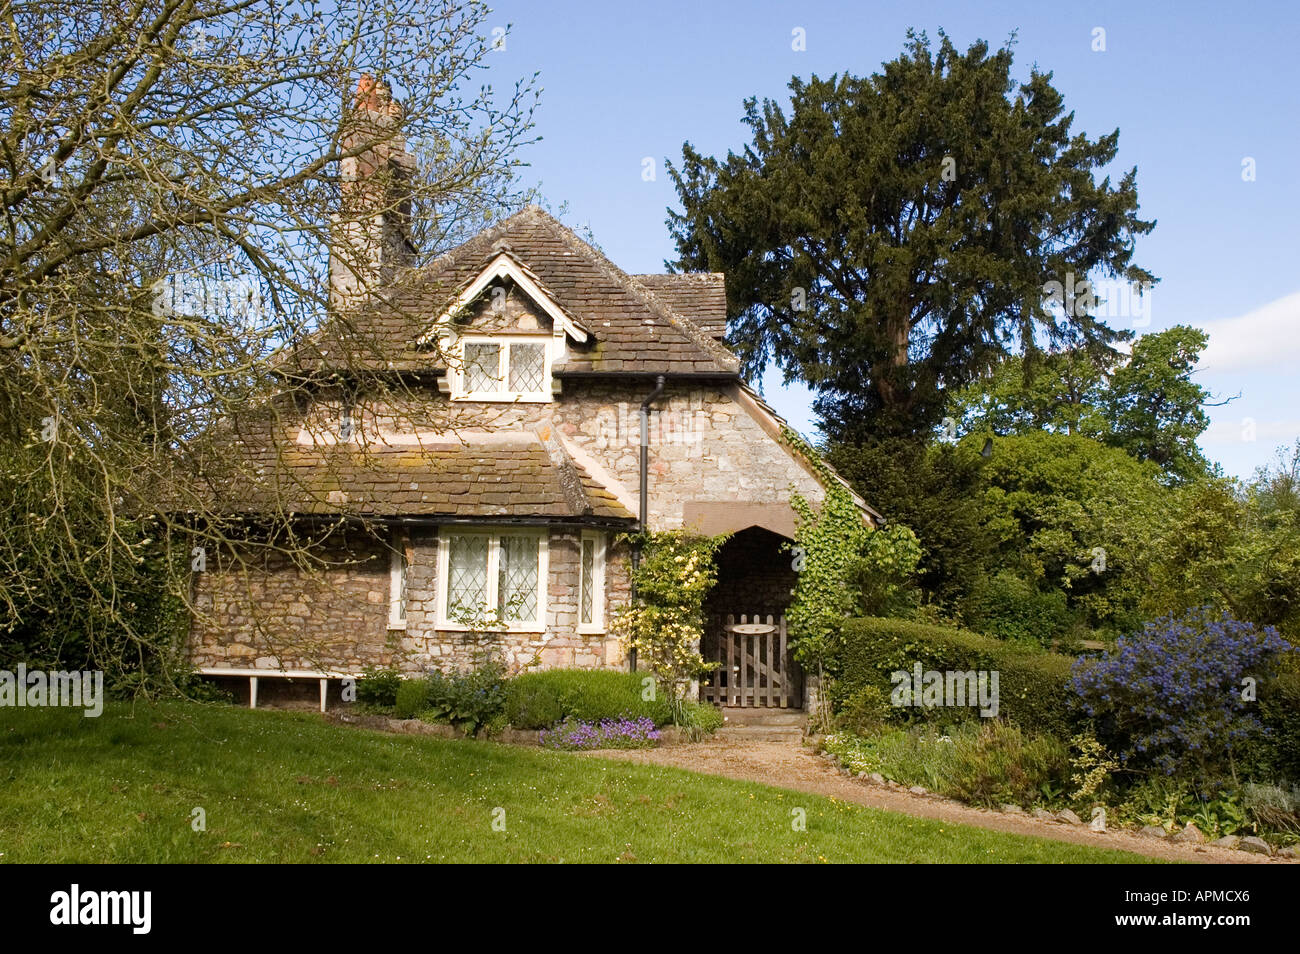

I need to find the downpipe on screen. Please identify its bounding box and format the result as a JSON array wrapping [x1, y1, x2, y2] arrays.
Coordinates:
[[630, 374, 666, 672]]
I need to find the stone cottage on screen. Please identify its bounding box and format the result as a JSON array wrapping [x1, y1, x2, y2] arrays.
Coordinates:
[[189, 76, 879, 710]]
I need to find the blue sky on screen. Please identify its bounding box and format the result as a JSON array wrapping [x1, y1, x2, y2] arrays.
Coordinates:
[[475, 0, 1300, 480]]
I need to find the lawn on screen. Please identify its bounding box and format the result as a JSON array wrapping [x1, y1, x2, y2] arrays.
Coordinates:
[[0, 701, 1155, 863]]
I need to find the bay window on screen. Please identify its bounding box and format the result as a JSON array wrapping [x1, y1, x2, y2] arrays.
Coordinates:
[[438, 530, 547, 629]]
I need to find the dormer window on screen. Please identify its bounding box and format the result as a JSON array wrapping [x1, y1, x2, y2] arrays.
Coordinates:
[[453, 335, 552, 401]]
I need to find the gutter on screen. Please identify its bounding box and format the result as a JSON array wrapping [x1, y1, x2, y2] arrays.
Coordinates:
[[630, 374, 666, 671]]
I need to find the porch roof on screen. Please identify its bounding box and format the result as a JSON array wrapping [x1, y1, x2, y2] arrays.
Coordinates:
[[682, 501, 798, 540]]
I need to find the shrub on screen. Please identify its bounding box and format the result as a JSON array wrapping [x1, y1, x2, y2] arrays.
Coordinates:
[[946, 721, 1070, 808], [503, 669, 673, 730], [961, 570, 1074, 647], [822, 721, 1069, 807], [678, 699, 725, 738], [394, 678, 428, 720], [1242, 782, 1300, 835], [424, 661, 507, 735], [839, 616, 1078, 738], [1070, 607, 1294, 783], [540, 716, 660, 750], [609, 530, 724, 706], [356, 667, 402, 709], [835, 683, 894, 734], [1255, 670, 1300, 782]]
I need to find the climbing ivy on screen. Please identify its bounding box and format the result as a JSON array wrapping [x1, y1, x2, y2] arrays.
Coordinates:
[[611, 529, 726, 705], [781, 426, 921, 670]]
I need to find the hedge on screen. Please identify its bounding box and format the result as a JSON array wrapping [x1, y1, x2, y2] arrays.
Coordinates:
[[1255, 669, 1300, 781], [840, 617, 1300, 782], [839, 617, 1079, 738], [503, 669, 673, 730]]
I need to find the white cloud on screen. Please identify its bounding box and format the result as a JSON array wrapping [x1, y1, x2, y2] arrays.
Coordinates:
[[1200, 290, 1300, 373]]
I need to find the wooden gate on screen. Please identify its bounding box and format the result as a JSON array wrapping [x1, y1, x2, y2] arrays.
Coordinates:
[[700, 614, 802, 708]]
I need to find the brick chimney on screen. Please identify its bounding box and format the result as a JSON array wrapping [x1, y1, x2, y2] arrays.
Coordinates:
[[329, 74, 418, 311]]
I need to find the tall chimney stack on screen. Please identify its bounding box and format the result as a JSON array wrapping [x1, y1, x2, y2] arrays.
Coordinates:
[[329, 74, 418, 312]]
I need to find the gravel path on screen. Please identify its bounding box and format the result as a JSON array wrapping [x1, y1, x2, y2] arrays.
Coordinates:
[[581, 733, 1292, 864]]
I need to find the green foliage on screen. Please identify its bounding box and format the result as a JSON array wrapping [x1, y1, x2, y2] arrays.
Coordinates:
[[834, 684, 894, 734], [423, 661, 508, 735], [503, 669, 673, 730], [610, 530, 724, 705], [828, 438, 994, 610], [839, 616, 1079, 738], [678, 700, 725, 737], [1101, 325, 1215, 484], [854, 522, 924, 619], [823, 721, 1071, 809], [1247, 670, 1300, 782], [962, 569, 1076, 647], [976, 430, 1167, 634], [947, 327, 1217, 485], [668, 29, 1153, 441], [356, 667, 403, 709], [946, 350, 1115, 439], [393, 678, 428, 720], [946, 722, 1072, 808], [1139, 468, 1300, 640], [786, 485, 873, 669], [1242, 782, 1300, 836]]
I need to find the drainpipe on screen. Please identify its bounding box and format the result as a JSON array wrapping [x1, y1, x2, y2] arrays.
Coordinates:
[[630, 374, 666, 672]]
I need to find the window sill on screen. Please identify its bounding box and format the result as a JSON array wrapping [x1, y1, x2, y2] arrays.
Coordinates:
[[387, 621, 408, 632], [577, 625, 606, 636], [434, 624, 546, 635], [450, 392, 552, 404]]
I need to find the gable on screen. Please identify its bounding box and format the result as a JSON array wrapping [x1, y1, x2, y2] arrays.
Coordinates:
[[415, 248, 589, 348], [291, 206, 740, 376]]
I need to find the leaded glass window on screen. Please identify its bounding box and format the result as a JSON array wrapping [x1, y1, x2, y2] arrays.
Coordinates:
[[508, 342, 546, 393], [446, 534, 489, 614], [497, 535, 539, 620], [580, 537, 595, 625], [463, 342, 502, 393]]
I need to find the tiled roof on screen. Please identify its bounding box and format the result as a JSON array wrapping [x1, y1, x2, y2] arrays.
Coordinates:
[[210, 427, 635, 522], [630, 272, 728, 339], [286, 206, 740, 377]]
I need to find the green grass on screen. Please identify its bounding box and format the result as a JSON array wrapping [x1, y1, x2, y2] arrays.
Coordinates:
[[0, 701, 1157, 863]]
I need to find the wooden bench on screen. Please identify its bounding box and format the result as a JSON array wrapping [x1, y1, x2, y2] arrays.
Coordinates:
[[197, 667, 357, 713]]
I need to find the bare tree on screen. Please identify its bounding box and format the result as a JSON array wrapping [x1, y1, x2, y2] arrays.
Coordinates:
[[0, 0, 537, 682]]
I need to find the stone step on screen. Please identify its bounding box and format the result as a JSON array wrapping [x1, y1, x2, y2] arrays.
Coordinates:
[[719, 707, 807, 727], [718, 725, 805, 741]]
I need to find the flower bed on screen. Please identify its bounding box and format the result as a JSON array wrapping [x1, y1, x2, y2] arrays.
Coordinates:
[[540, 715, 661, 751]]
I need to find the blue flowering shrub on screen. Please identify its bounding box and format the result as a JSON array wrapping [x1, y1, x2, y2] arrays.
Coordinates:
[[1070, 607, 1294, 784]]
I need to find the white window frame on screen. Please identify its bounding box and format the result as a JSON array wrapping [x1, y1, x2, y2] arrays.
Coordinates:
[[577, 531, 607, 634], [450, 335, 553, 403], [388, 534, 409, 630], [435, 528, 548, 632]]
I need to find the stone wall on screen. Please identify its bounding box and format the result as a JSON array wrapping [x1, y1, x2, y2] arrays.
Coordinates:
[[191, 527, 626, 675]]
